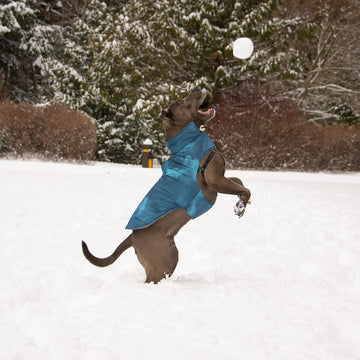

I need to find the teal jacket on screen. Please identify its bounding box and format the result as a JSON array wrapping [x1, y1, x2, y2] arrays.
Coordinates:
[[126, 122, 216, 230]]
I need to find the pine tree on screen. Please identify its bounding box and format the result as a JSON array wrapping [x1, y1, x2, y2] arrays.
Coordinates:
[[39, 0, 325, 163], [0, 0, 62, 102], [1, 0, 37, 101], [3, 0, 357, 162]]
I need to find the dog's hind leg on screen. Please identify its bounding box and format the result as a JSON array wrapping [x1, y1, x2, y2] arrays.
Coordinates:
[[144, 238, 177, 283], [132, 228, 178, 283]]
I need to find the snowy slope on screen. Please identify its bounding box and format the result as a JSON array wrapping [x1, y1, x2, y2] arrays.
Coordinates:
[[1, 159, 360, 360]]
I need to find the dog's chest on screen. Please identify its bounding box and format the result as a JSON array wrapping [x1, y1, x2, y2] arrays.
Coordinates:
[[125, 122, 216, 230]]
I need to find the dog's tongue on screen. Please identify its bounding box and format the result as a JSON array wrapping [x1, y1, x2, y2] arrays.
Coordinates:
[[198, 108, 215, 120], [203, 109, 213, 115], [198, 108, 214, 116]]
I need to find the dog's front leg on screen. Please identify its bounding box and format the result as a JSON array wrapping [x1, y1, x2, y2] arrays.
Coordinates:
[[227, 177, 250, 217], [206, 174, 251, 218], [218, 177, 250, 218], [203, 154, 250, 202], [208, 176, 251, 203], [202, 154, 251, 217]]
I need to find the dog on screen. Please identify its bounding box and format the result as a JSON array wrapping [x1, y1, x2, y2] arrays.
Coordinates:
[[82, 87, 251, 283]]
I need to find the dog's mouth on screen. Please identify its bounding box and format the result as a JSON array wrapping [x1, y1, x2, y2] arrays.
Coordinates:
[[197, 108, 216, 121], [196, 89, 216, 121], [188, 87, 216, 121]]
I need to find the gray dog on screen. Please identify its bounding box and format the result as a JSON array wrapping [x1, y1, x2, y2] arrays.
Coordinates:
[[82, 88, 251, 283]]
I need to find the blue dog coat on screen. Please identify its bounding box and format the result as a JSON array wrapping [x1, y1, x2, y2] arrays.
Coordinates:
[[126, 122, 216, 230]]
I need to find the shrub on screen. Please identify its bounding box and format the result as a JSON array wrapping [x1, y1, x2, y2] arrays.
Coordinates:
[[330, 104, 360, 126], [208, 87, 360, 171], [0, 103, 97, 161]]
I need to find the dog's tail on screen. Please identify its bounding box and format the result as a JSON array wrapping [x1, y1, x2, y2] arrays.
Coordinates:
[[82, 235, 132, 267]]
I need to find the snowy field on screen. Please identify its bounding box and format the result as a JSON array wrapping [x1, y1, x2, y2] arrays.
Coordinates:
[[1, 159, 360, 360]]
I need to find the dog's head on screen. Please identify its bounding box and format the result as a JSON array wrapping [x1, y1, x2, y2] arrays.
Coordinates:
[[161, 88, 215, 137]]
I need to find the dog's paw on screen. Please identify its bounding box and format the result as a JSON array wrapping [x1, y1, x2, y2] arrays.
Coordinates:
[[234, 199, 246, 218]]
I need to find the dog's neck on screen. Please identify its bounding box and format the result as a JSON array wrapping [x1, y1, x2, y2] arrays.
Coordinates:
[[164, 124, 185, 142]]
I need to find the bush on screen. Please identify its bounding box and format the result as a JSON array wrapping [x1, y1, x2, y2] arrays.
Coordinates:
[[208, 87, 360, 171], [0, 103, 97, 161], [330, 104, 360, 126]]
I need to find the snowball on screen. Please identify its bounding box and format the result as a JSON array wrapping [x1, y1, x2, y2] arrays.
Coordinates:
[[233, 37, 254, 59]]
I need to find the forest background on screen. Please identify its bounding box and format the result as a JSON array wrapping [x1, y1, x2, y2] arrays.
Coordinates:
[[1, 0, 359, 170]]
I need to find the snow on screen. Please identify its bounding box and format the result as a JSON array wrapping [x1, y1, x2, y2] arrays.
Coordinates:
[[1, 159, 360, 360], [143, 138, 153, 146]]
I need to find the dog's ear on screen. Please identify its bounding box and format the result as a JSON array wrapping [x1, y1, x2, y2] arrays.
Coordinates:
[[161, 109, 174, 130], [160, 109, 170, 120]]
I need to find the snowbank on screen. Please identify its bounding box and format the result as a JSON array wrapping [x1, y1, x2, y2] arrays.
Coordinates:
[[1, 160, 359, 359]]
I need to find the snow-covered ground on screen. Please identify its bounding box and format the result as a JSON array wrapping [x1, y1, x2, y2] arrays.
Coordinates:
[[1, 159, 360, 360]]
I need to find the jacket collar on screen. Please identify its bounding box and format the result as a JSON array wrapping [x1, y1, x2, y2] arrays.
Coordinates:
[[166, 122, 202, 154]]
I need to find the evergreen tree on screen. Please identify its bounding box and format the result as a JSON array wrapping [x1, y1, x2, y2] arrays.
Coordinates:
[[40, 0, 312, 163], [2, 0, 358, 162], [0, 0, 62, 102]]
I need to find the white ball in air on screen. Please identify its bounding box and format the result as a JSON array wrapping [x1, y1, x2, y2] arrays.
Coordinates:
[[233, 37, 254, 59]]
